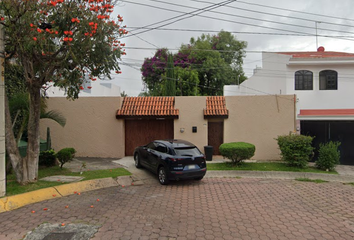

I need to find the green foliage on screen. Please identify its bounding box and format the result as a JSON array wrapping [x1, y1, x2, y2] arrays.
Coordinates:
[[276, 134, 314, 168], [163, 54, 176, 96], [56, 148, 76, 169], [219, 142, 255, 165], [141, 31, 247, 96], [315, 141, 341, 171], [295, 178, 328, 183], [1, 0, 127, 99], [174, 67, 199, 96], [39, 149, 57, 167]]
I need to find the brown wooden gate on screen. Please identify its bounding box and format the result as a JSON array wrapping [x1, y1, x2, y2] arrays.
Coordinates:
[[125, 119, 174, 156], [208, 121, 224, 155]]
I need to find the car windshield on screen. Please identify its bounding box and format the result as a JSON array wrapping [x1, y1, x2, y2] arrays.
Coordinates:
[[174, 147, 201, 156]]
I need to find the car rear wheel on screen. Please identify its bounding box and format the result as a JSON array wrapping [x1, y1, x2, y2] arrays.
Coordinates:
[[194, 176, 204, 181], [134, 153, 142, 168], [158, 167, 169, 185]]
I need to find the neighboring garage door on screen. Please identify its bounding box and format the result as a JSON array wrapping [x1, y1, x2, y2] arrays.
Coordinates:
[[301, 121, 354, 165], [125, 119, 174, 156]]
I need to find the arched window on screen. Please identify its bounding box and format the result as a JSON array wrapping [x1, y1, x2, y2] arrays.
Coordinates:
[[320, 70, 338, 90], [295, 70, 313, 90]]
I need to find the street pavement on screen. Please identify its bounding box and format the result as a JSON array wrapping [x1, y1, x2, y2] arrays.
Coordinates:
[[1, 157, 354, 239]]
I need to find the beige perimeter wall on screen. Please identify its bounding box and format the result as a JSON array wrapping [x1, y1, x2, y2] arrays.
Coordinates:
[[40, 95, 295, 160], [225, 95, 295, 160], [174, 96, 208, 152], [40, 97, 125, 158]]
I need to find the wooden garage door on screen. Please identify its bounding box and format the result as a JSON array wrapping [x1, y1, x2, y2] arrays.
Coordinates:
[[208, 121, 224, 155], [125, 119, 174, 156]]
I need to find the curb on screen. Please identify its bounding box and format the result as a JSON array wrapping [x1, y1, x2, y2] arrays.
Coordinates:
[[206, 170, 354, 183], [0, 177, 120, 213]]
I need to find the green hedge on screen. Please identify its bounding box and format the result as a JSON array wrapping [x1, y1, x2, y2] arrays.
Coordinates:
[[39, 149, 56, 167], [276, 134, 314, 168], [219, 142, 255, 165], [316, 141, 341, 171], [56, 148, 76, 168]]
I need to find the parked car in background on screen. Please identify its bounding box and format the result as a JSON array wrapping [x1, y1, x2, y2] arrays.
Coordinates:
[[134, 139, 207, 185]]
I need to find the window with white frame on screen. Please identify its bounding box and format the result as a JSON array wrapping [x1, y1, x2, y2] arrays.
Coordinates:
[[295, 70, 313, 90], [319, 70, 338, 90]]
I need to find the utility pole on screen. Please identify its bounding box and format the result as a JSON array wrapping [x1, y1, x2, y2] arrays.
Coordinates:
[[0, 23, 5, 197]]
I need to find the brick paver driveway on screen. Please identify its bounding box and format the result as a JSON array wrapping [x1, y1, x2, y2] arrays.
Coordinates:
[[1, 178, 354, 240]]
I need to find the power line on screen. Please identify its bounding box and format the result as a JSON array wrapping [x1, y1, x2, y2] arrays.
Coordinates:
[[120, 0, 354, 42], [237, 0, 354, 23], [148, 0, 354, 36], [126, 27, 354, 38], [192, 0, 354, 29], [123, 0, 236, 38]]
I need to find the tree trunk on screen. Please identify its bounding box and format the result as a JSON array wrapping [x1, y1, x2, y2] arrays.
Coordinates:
[[25, 85, 42, 182], [4, 95, 24, 183], [5, 84, 41, 184]]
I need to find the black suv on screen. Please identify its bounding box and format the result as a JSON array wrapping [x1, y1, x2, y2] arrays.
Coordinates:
[[134, 139, 207, 185]]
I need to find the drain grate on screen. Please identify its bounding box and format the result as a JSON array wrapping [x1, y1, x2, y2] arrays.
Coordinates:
[[42, 232, 75, 240]]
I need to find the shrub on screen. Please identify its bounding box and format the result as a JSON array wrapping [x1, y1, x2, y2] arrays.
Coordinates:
[[39, 149, 57, 167], [315, 141, 341, 171], [276, 134, 314, 168], [219, 142, 255, 165], [56, 148, 76, 168]]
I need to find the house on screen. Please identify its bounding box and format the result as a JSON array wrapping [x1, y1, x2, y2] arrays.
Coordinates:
[[224, 47, 354, 165], [40, 95, 295, 161]]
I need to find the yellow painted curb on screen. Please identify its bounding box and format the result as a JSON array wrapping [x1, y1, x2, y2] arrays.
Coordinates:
[[0, 188, 59, 212], [54, 178, 119, 196], [0, 178, 119, 212]]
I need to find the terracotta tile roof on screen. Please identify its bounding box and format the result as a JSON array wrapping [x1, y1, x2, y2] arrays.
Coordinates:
[[116, 97, 179, 119], [277, 51, 354, 59], [204, 96, 229, 119], [299, 109, 354, 116]]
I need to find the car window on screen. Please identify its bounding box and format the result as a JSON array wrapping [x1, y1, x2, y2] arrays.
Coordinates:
[[174, 147, 202, 156], [146, 142, 157, 150], [155, 144, 168, 153]]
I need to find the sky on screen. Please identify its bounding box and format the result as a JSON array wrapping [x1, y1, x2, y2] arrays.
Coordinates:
[[108, 0, 354, 96]]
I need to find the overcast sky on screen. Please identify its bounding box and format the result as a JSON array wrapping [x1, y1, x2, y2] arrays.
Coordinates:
[[108, 0, 354, 96]]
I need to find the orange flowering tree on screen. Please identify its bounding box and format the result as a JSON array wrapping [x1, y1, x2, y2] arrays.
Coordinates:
[[1, 0, 127, 184]]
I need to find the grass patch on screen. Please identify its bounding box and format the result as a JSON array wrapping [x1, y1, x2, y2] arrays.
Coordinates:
[[295, 178, 328, 183], [344, 182, 354, 186], [5, 166, 131, 196], [207, 162, 338, 174]]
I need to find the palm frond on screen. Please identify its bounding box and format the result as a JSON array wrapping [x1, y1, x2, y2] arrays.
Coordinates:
[[40, 110, 66, 127]]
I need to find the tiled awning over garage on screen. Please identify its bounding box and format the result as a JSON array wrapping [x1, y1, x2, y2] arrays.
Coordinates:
[[204, 96, 229, 119], [116, 97, 179, 119]]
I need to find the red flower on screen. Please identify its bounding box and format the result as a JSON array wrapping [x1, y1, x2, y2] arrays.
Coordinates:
[[37, 28, 42, 33], [33, 37, 37, 41], [79, 86, 84, 90]]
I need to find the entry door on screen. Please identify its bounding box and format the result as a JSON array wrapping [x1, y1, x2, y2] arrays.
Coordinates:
[[208, 121, 224, 155]]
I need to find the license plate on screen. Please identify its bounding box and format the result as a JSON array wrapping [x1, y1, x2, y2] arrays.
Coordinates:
[[185, 165, 197, 170]]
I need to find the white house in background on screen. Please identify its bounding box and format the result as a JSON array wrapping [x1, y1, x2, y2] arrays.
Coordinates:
[[224, 47, 354, 165], [45, 79, 121, 97]]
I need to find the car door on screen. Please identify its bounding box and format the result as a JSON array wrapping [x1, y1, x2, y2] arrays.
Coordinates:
[[144, 142, 158, 171], [140, 142, 156, 168], [151, 143, 168, 171]]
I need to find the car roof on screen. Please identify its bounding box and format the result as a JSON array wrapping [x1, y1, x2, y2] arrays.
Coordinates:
[[154, 139, 196, 148]]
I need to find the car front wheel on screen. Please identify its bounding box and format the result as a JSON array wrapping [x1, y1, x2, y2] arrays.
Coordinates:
[[134, 153, 142, 168], [158, 167, 169, 185]]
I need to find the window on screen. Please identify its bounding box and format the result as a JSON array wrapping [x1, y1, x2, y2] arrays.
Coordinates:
[[155, 144, 168, 153], [295, 70, 313, 90], [174, 147, 202, 156], [320, 70, 338, 90]]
